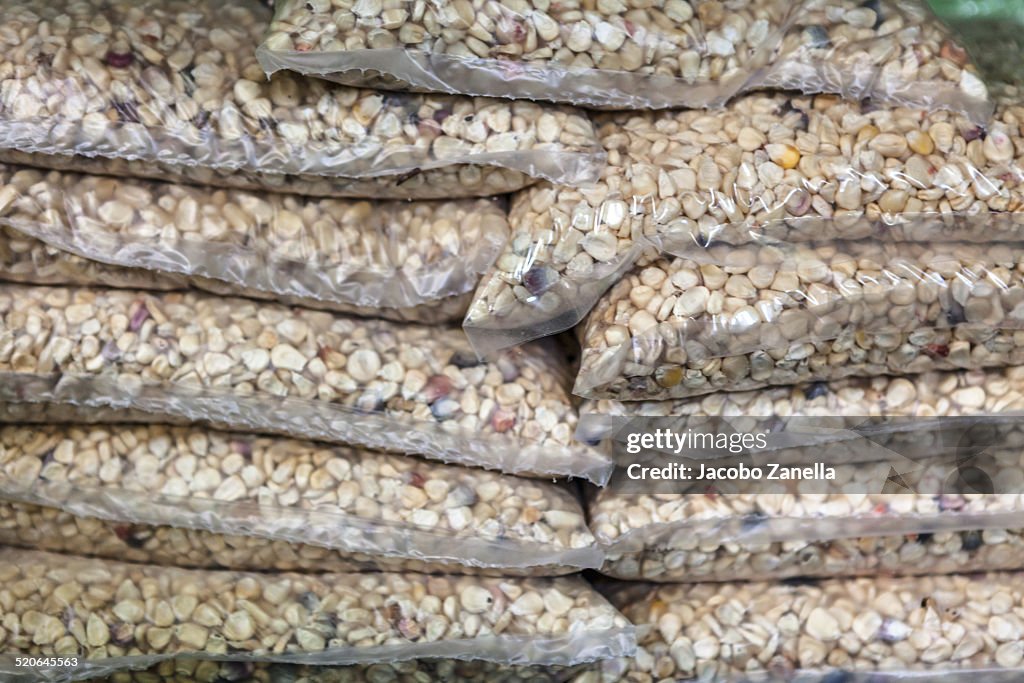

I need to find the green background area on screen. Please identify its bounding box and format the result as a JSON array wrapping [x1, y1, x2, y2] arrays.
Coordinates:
[[928, 0, 1024, 86]]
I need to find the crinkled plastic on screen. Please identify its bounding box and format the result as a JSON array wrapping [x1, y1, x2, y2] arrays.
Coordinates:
[[463, 92, 1024, 356], [0, 499, 594, 577], [599, 573, 1024, 681], [577, 323, 1024, 399], [578, 366, 1024, 429], [0, 164, 509, 323], [62, 659, 597, 683], [0, 548, 636, 683], [0, 286, 613, 485], [0, 219, 474, 325], [0, 148, 537, 202], [574, 320, 1024, 399], [0, 0, 605, 198], [590, 462, 1024, 582], [0, 423, 601, 575], [0, 400, 191, 427], [0, 225, 184, 291], [576, 366, 1024, 463], [584, 367, 1024, 582], [258, 0, 989, 118], [573, 239, 1024, 400]]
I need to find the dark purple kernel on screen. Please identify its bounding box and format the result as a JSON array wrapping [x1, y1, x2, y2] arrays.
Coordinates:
[[522, 265, 558, 296], [129, 305, 150, 332], [231, 440, 253, 457], [105, 51, 135, 68], [101, 341, 121, 362], [963, 126, 985, 142]]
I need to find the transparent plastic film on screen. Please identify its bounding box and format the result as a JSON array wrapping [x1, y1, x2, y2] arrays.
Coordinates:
[[582, 366, 1024, 583], [603, 573, 1024, 681], [574, 239, 1024, 400], [0, 548, 636, 682], [0, 423, 601, 574], [463, 91, 1024, 355], [0, 223, 477, 325], [0, 286, 613, 485], [0, 148, 538, 202], [576, 366, 1024, 461], [0, 400, 193, 427], [0, 164, 509, 323], [62, 659, 598, 683], [590, 459, 1024, 582], [0, 225, 184, 292], [258, 0, 988, 118], [757, 0, 991, 120], [0, 499, 596, 577], [575, 322, 1024, 401], [0, 0, 605, 196]]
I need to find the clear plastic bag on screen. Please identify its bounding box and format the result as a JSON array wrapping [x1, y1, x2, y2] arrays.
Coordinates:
[[0, 225, 184, 291], [259, 0, 988, 118], [0, 423, 600, 575], [584, 367, 1024, 583], [0, 148, 538, 202], [590, 466, 1024, 582], [87, 658, 595, 683], [576, 366, 1024, 461], [0, 164, 509, 324], [579, 365, 1024, 424], [0, 499, 594, 577], [0, 286, 613, 485], [574, 240, 1024, 400], [0, 401, 191, 427], [601, 573, 1024, 681], [463, 92, 1024, 355], [0, 218, 474, 325], [929, 0, 1024, 91], [0, 548, 635, 683], [577, 324, 1024, 399], [0, 0, 605, 199]]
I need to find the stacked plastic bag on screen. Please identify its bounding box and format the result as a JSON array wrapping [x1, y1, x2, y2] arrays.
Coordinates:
[[0, 1, 633, 680], [3, 0, 1024, 681]]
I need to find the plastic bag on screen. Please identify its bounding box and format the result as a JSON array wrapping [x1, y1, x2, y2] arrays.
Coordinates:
[[600, 573, 1024, 681], [578, 364, 1024, 426], [90, 659, 595, 683], [590, 457, 1024, 582], [0, 225, 184, 291], [463, 92, 1024, 355], [574, 240, 1024, 400], [576, 366, 1024, 466], [577, 324, 1024, 399], [929, 0, 1024, 90], [0, 400, 191, 427], [0, 548, 635, 683], [0, 285, 613, 485], [0, 498, 597, 577], [0, 217, 473, 326], [0, 0, 605, 199], [0, 149, 539, 202], [258, 0, 988, 118], [0, 164, 509, 324], [0, 423, 601, 575]]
